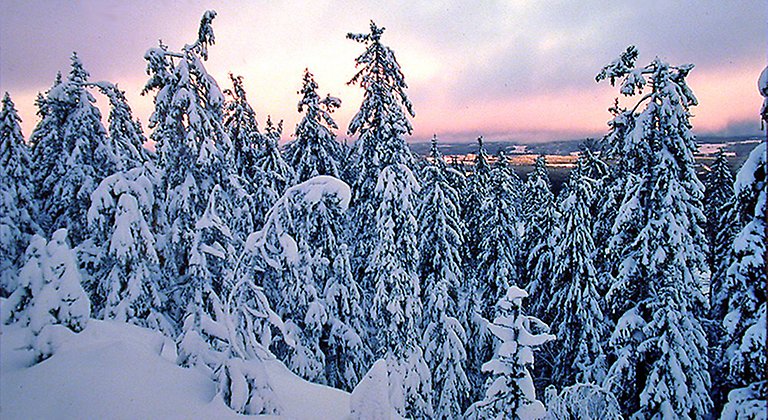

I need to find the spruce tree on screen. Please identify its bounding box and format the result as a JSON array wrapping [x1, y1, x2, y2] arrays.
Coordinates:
[[0, 93, 39, 296], [247, 176, 356, 385], [26, 230, 91, 362], [345, 21, 416, 290], [462, 136, 492, 267], [93, 81, 151, 171], [224, 73, 262, 180], [465, 286, 554, 420], [477, 155, 522, 320], [598, 46, 712, 418], [323, 243, 369, 391], [177, 185, 234, 370], [85, 166, 170, 333], [418, 136, 470, 418], [285, 69, 343, 182], [30, 53, 113, 244], [368, 163, 432, 419], [521, 155, 560, 318], [704, 150, 736, 316], [719, 143, 766, 419], [142, 10, 236, 327], [547, 166, 608, 389]]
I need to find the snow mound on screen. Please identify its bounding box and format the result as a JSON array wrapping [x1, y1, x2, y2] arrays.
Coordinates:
[[1, 318, 351, 419]]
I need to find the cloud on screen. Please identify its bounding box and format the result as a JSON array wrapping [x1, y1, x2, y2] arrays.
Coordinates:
[[1, 0, 765, 143]]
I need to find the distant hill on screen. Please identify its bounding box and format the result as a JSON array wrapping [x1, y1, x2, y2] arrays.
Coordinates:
[[409, 134, 765, 194]]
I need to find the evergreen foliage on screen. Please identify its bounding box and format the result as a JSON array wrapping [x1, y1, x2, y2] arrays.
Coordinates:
[[598, 46, 712, 418], [345, 21, 416, 290], [418, 136, 470, 418], [0, 93, 38, 296], [368, 163, 432, 419], [547, 166, 608, 389], [522, 155, 560, 318], [719, 143, 766, 419], [30, 54, 112, 244], [285, 69, 343, 182], [465, 286, 554, 420]]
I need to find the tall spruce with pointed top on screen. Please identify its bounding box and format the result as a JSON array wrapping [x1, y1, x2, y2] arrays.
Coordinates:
[[521, 155, 560, 318], [597, 46, 712, 418], [466, 148, 524, 402], [547, 165, 608, 389], [459, 136, 494, 401], [418, 136, 470, 418], [30, 53, 113, 245], [718, 143, 766, 419], [224, 73, 262, 181], [345, 21, 416, 290], [477, 154, 522, 321], [259, 116, 295, 194], [285, 69, 343, 182], [465, 286, 555, 420], [462, 136, 492, 267], [704, 149, 736, 317], [0, 93, 39, 296]]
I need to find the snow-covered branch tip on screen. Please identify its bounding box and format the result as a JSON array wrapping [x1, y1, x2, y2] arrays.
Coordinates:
[[346, 20, 385, 44], [184, 10, 217, 60]]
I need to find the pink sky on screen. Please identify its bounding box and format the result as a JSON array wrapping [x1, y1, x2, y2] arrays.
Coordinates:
[[1, 1, 765, 143]]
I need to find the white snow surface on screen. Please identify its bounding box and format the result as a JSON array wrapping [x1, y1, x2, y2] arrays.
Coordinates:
[[286, 175, 351, 210], [0, 316, 352, 419]]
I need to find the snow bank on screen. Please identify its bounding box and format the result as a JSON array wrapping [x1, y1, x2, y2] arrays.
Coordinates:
[[1, 317, 351, 419]]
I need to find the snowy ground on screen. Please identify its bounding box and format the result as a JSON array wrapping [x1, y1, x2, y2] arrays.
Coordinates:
[[0, 316, 352, 420]]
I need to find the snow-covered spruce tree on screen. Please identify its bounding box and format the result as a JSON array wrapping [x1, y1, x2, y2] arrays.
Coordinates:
[[521, 155, 561, 318], [27, 229, 91, 362], [368, 163, 432, 418], [462, 136, 492, 268], [247, 176, 356, 385], [92, 81, 152, 171], [224, 73, 262, 180], [597, 46, 712, 418], [546, 166, 608, 390], [141, 10, 237, 326], [477, 156, 523, 321], [30, 53, 113, 245], [459, 136, 494, 401], [84, 166, 170, 332], [222, 74, 265, 239], [465, 286, 555, 420], [418, 136, 470, 418], [215, 267, 288, 416], [719, 142, 766, 419], [323, 243, 370, 391], [177, 185, 236, 370], [248, 116, 296, 230], [704, 149, 735, 316], [0, 92, 39, 296], [344, 21, 416, 291], [1, 235, 47, 325], [348, 359, 397, 419], [467, 154, 525, 400], [285, 69, 343, 182]]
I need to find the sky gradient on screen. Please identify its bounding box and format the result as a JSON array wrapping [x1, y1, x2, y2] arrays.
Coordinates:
[[1, 0, 766, 144]]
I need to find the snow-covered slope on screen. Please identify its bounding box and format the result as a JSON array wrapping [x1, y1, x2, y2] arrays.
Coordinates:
[[0, 318, 351, 420]]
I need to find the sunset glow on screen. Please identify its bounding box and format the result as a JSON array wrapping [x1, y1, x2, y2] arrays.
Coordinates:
[[1, 0, 764, 143]]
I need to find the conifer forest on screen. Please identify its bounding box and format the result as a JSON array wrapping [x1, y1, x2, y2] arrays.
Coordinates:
[[1, 8, 766, 420]]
